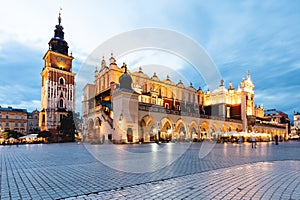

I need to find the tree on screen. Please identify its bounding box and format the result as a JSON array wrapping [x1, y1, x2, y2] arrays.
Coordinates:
[[73, 112, 82, 126], [2, 131, 9, 139], [2, 130, 24, 139], [38, 131, 52, 139], [59, 111, 77, 142]]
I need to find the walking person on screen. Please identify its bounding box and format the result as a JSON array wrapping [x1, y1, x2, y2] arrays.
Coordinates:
[[238, 136, 243, 144], [251, 134, 256, 148], [274, 134, 279, 145]]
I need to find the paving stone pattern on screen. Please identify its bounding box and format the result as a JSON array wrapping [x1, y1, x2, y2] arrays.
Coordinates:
[[67, 161, 300, 200], [0, 141, 300, 199]]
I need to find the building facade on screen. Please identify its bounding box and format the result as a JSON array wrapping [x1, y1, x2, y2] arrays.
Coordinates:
[[264, 109, 290, 125], [39, 12, 76, 134], [27, 109, 40, 133], [291, 112, 300, 136], [293, 112, 300, 128], [82, 56, 288, 144], [0, 106, 28, 134]]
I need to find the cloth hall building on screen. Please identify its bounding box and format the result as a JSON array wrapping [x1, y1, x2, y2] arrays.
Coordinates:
[[82, 56, 288, 144]]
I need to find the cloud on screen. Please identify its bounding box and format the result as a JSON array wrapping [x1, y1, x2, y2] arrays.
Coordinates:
[[0, 40, 42, 112]]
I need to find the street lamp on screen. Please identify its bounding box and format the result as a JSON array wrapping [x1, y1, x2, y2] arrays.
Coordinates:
[[0, 127, 3, 138], [117, 113, 125, 143], [199, 125, 202, 139], [187, 123, 190, 140], [156, 121, 160, 142]]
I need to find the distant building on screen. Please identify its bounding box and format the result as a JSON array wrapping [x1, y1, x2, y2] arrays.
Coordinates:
[[264, 109, 290, 125], [294, 112, 300, 128], [263, 109, 291, 134], [39, 12, 76, 134], [254, 105, 264, 118], [27, 109, 40, 133], [0, 106, 28, 134], [291, 112, 300, 136]]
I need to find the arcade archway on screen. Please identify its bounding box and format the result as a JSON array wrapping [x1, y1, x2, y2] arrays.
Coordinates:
[[160, 118, 173, 141]]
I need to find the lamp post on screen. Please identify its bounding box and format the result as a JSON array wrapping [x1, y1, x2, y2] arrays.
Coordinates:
[[173, 123, 176, 141], [95, 125, 99, 143], [199, 125, 202, 140], [187, 123, 190, 140], [118, 113, 124, 143], [156, 121, 160, 142], [0, 127, 3, 142], [166, 128, 171, 142]]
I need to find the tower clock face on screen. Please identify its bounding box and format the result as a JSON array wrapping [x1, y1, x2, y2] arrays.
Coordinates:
[[57, 56, 66, 64]]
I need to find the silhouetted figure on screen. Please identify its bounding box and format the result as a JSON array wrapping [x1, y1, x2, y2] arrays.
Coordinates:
[[251, 135, 256, 148], [238, 136, 243, 144], [102, 135, 105, 144], [274, 135, 279, 145]]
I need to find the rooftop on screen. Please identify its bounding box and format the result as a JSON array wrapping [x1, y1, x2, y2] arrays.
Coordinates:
[[0, 106, 27, 113]]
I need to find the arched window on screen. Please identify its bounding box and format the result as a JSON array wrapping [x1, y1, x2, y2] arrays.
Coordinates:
[[59, 99, 64, 108], [59, 77, 65, 85]]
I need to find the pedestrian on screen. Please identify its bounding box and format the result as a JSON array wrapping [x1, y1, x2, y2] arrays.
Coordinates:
[[238, 136, 243, 144], [251, 134, 256, 148], [274, 135, 279, 145]]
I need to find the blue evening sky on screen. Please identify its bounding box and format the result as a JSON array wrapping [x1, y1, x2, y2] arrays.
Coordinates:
[[0, 0, 299, 119]]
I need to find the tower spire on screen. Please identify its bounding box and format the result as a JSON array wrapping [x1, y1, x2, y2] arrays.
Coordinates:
[[247, 69, 250, 79], [48, 8, 69, 55], [101, 56, 106, 68], [58, 8, 62, 25]]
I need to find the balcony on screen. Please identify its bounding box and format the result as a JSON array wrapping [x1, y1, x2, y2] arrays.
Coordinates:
[[138, 103, 244, 122], [138, 103, 199, 117]]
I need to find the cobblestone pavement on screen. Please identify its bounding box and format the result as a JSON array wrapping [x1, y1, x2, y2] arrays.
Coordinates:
[[67, 161, 300, 200], [0, 141, 300, 199]]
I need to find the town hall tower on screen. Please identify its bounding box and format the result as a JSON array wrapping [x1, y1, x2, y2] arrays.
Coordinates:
[[39, 12, 76, 133]]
